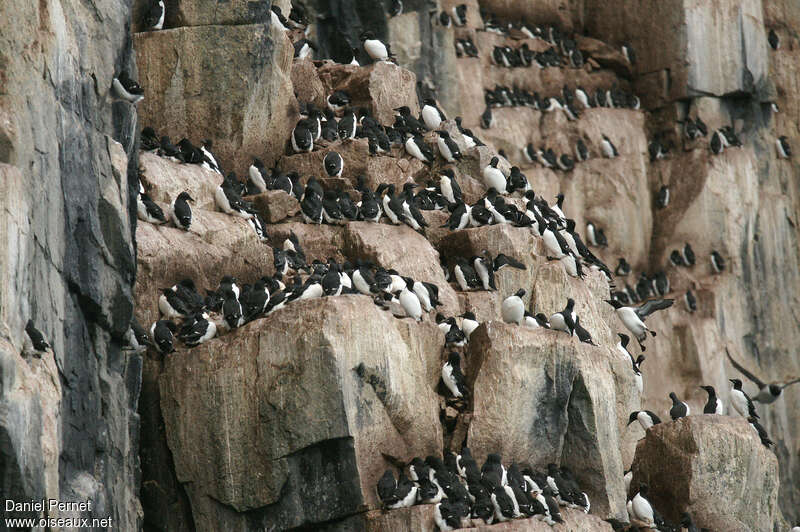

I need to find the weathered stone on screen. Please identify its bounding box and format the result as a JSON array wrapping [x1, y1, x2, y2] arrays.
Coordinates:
[[246, 190, 300, 223], [135, 22, 296, 175], [292, 58, 328, 110], [278, 138, 422, 192], [317, 62, 419, 125], [159, 296, 444, 530], [466, 319, 638, 520], [139, 150, 223, 211], [630, 416, 780, 531], [135, 212, 271, 327]]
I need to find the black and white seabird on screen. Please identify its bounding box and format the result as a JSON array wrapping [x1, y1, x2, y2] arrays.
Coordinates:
[[388, 0, 402, 17], [452, 3, 467, 26], [442, 352, 467, 398], [605, 298, 673, 351], [377, 470, 398, 507], [291, 119, 314, 153], [482, 157, 507, 193], [700, 385, 724, 415], [710, 131, 724, 155], [398, 281, 423, 321], [144, 0, 165, 30], [600, 135, 618, 158], [150, 320, 177, 354], [684, 289, 697, 312], [360, 31, 391, 62], [293, 38, 317, 59], [436, 130, 462, 163], [730, 378, 760, 419], [574, 317, 595, 345], [326, 90, 350, 113], [171, 192, 194, 230], [138, 193, 167, 224], [682, 242, 696, 266], [439, 169, 462, 205], [549, 298, 576, 336], [323, 151, 344, 177], [181, 313, 217, 346], [501, 289, 526, 325], [668, 392, 690, 420], [627, 410, 662, 431], [727, 348, 800, 404], [616, 258, 631, 276], [621, 42, 636, 64], [111, 71, 144, 103], [776, 135, 792, 159], [768, 29, 779, 50], [23, 320, 50, 356], [629, 484, 655, 528], [460, 311, 479, 340], [405, 134, 433, 164], [575, 138, 589, 161], [656, 185, 670, 208], [710, 250, 725, 273], [421, 98, 446, 130]]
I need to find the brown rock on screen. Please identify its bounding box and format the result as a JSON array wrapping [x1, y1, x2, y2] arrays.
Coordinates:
[[576, 36, 632, 78], [466, 319, 638, 520], [153, 0, 271, 28], [317, 62, 419, 125], [630, 416, 780, 531], [245, 190, 299, 223], [292, 58, 327, 109], [278, 138, 420, 192], [134, 211, 271, 327], [135, 22, 296, 175], [159, 296, 444, 529], [139, 150, 222, 211]]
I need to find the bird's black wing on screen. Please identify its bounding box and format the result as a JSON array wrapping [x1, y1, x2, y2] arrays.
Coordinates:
[[635, 298, 674, 319], [493, 253, 526, 271], [725, 347, 766, 388]]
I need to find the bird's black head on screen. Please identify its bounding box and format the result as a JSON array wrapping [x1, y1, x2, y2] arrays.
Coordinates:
[[618, 333, 629, 346], [514, 288, 526, 298], [177, 191, 194, 202], [627, 411, 639, 425], [636, 354, 645, 365], [359, 30, 375, 41], [437, 130, 450, 138], [669, 392, 678, 401], [440, 168, 455, 178], [489, 156, 499, 166], [566, 298, 575, 308], [605, 299, 623, 309], [178, 279, 196, 290], [461, 311, 476, 320], [487, 453, 501, 464], [769, 384, 782, 396], [638, 483, 648, 495], [447, 352, 461, 365], [730, 378, 742, 389], [435, 313, 446, 324], [700, 385, 714, 394]]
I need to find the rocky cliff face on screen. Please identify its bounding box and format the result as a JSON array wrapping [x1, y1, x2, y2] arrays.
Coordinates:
[[2, 0, 799, 531], [0, 0, 141, 528]]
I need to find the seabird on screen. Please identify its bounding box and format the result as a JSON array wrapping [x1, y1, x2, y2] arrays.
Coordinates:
[[710, 131, 724, 155], [575, 138, 589, 161], [23, 320, 50, 356], [326, 90, 350, 113], [482, 157, 507, 193], [442, 352, 467, 398], [627, 410, 662, 431], [630, 353, 645, 394], [501, 289, 526, 324], [710, 251, 725, 273], [460, 311, 479, 340], [684, 289, 697, 312], [150, 320, 177, 354], [438, 168, 462, 205], [323, 151, 344, 177], [727, 348, 800, 404], [171, 192, 194, 230], [777, 135, 792, 158], [247, 159, 268, 194], [399, 281, 423, 321], [668, 392, 690, 420], [700, 385, 724, 414], [605, 298, 673, 351], [293, 38, 316, 59], [600, 135, 618, 158], [338, 109, 357, 140], [436, 130, 462, 163], [360, 31, 391, 62], [574, 317, 595, 345], [143, 0, 165, 30], [768, 29, 779, 50], [405, 134, 433, 164], [682, 243, 696, 266], [730, 378, 760, 419], [480, 107, 493, 129], [630, 484, 655, 528], [181, 313, 217, 346], [656, 185, 670, 208], [549, 298, 576, 336], [421, 98, 446, 130], [388, 0, 402, 16], [291, 119, 314, 153], [621, 42, 636, 64], [111, 71, 144, 103], [616, 258, 631, 276], [452, 4, 467, 26], [138, 193, 167, 224]]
